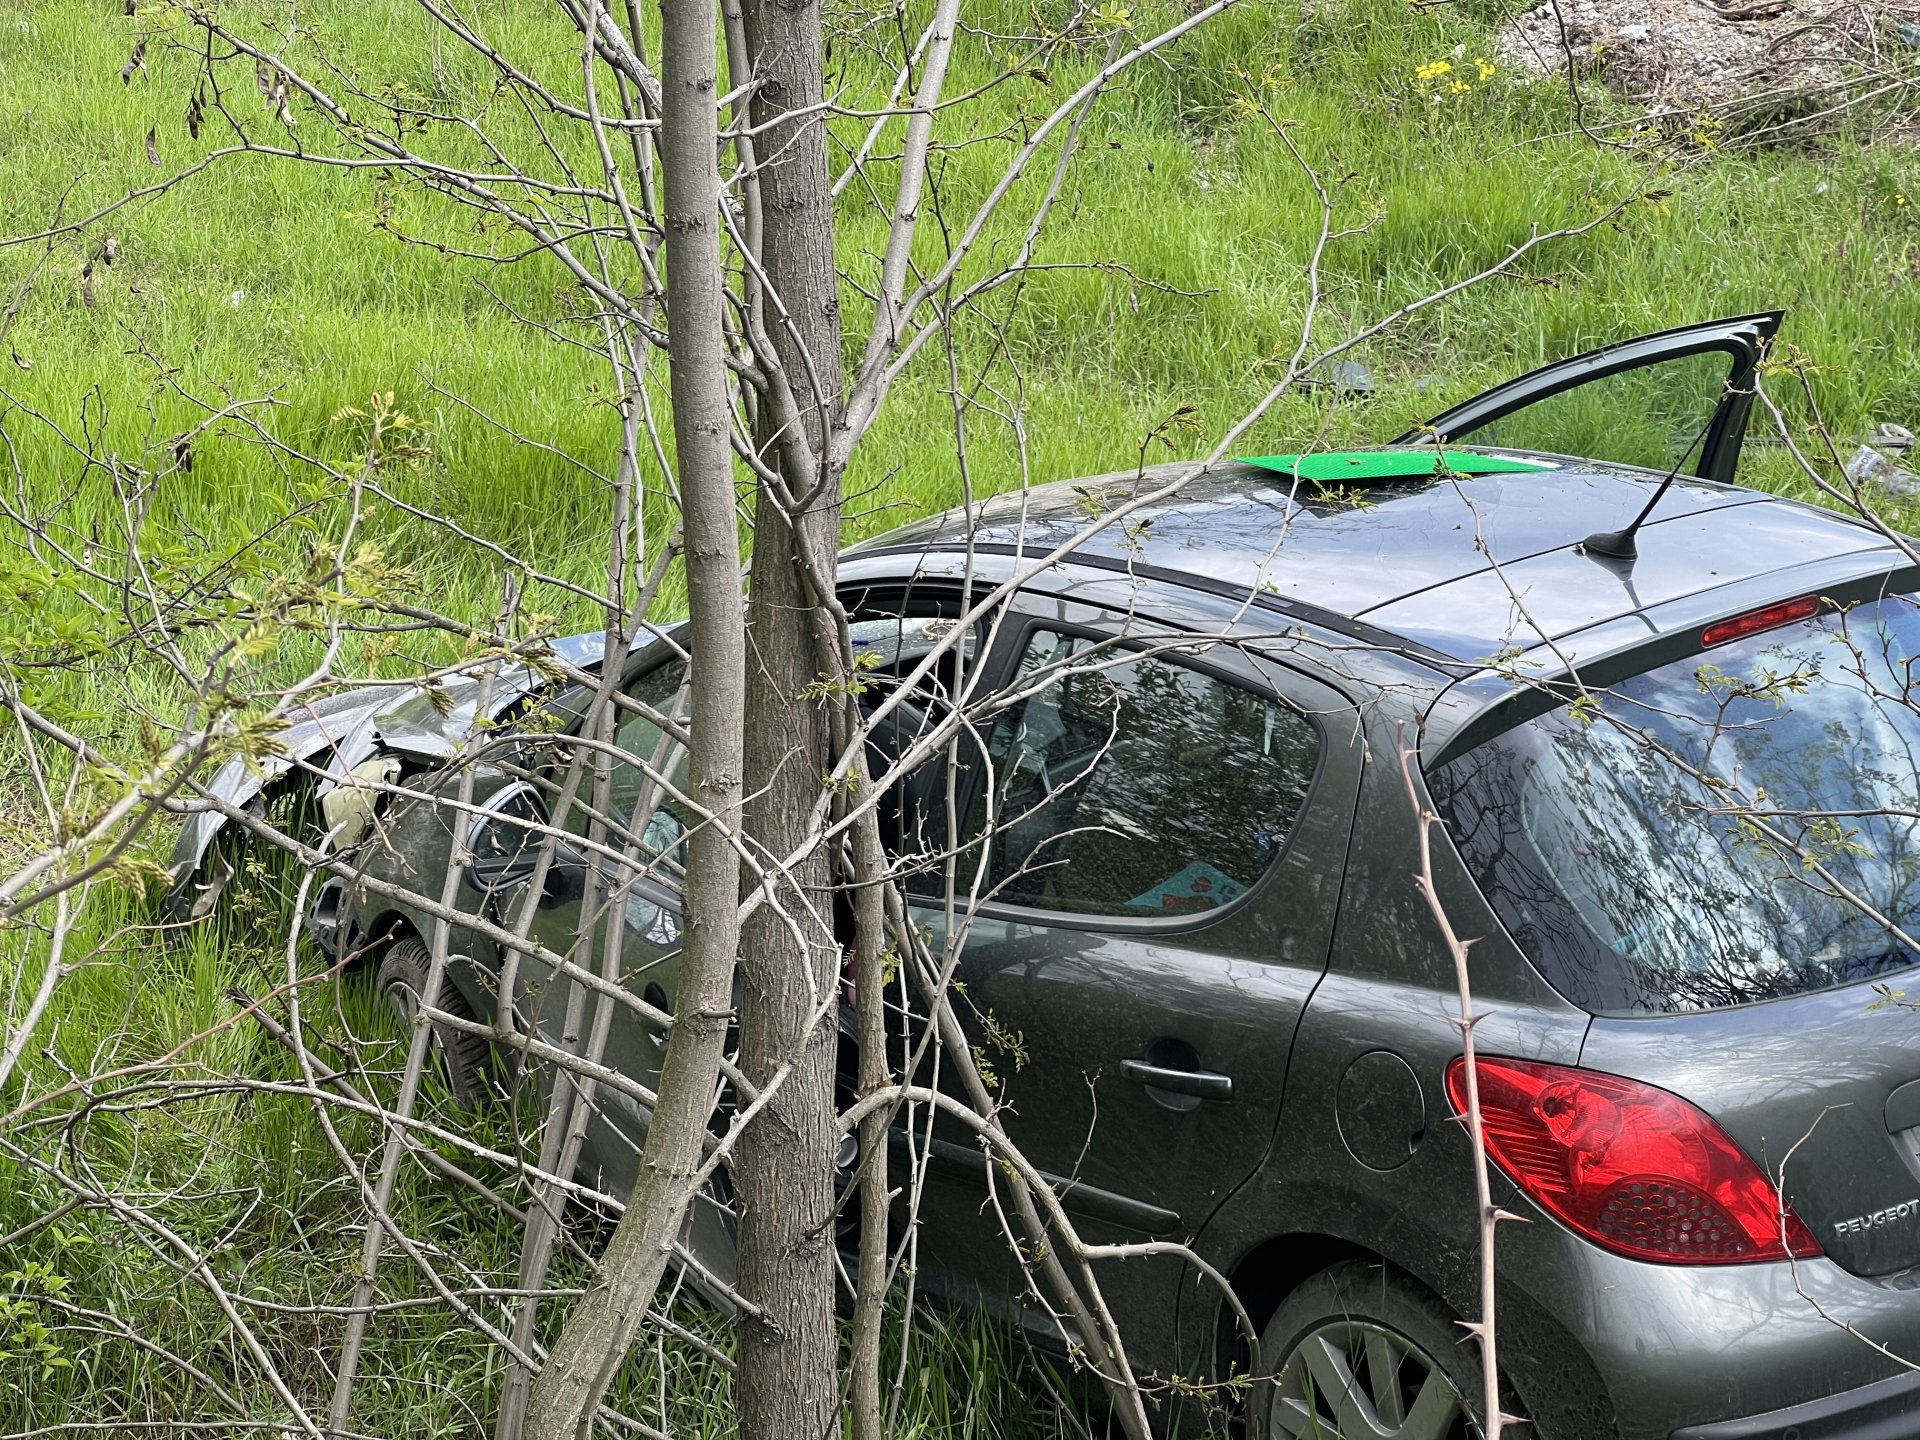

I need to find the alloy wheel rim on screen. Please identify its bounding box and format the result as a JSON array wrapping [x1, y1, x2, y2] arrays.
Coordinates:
[[1270, 1318, 1469, 1440]]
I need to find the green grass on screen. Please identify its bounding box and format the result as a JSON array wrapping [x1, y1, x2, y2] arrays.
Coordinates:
[[7, 0, 1920, 1431], [1, 870, 1094, 1437]]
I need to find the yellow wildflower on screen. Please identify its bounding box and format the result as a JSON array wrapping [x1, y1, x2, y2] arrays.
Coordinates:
[[1414, 58, 1453, 82], [1474, 56, 1497, 80]]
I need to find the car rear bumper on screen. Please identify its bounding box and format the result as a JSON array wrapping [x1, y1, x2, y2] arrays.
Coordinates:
[[1496, 1201, 1920, 1440], [1669, 1366, 1920, 1440]]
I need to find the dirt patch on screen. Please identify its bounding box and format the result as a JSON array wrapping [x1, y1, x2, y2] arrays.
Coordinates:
[[1499, 0, 1920, 125]]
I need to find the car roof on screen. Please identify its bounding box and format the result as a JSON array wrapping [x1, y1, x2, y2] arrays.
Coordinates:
[[848, 451, 1909, 671]]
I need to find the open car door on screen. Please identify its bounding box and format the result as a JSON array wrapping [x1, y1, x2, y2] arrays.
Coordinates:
[[1398, 312, 1782, 485]]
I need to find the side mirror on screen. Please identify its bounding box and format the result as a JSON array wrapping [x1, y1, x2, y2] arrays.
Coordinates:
[[466, 840, 588, 908], [539, 845, 588, 907], [464, 784, 587, 908]]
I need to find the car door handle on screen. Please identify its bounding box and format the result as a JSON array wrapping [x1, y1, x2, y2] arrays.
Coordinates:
[[1120, 1058, 1232, 1102]]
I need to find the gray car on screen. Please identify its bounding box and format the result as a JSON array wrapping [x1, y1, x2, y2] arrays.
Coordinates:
[[176, 312, 1920, 1439]]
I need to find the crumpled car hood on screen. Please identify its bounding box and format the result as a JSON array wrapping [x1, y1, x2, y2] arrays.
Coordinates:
[[164, 630, 612, 917], [372, 627, 614, 761]]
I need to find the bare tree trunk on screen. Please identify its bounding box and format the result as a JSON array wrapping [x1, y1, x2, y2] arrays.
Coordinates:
[[520, 0, 746, 1429], [734, 525, 841, 1440], [732, 0, 847, 1429], [848, 809, 892, 1440]]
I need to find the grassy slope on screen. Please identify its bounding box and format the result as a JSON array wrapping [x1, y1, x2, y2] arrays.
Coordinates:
[[6, 0, 1920, 1431]]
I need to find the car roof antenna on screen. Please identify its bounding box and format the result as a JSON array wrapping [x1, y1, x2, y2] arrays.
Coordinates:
[[1577, 407, 1721, 563]]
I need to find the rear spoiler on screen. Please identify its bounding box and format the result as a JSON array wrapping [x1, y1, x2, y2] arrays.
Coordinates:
[[1420, 556, 1920, 771]]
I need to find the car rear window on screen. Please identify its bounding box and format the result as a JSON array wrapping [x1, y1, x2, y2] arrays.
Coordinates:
[[1431, 593, 1920, 1015]]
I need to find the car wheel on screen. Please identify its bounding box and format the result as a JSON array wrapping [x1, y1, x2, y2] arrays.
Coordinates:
[[376, 938, 493, 1110], [1250, 1260, 1528, 1440]]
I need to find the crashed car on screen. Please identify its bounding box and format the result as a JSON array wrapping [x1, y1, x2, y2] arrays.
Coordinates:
[[176, 313, 1920, 1439]]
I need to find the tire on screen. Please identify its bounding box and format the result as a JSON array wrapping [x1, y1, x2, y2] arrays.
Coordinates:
[[376, 938, 493, 1110], [1249, 1260, 1530, 1440]]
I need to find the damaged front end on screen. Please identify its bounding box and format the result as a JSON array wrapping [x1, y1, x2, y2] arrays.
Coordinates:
[[163, 631, 613, 932]]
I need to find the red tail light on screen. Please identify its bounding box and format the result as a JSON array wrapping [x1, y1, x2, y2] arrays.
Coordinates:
[[1446, 1056, 1822, 1265]]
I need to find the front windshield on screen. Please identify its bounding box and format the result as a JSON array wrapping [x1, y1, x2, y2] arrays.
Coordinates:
[[1433, 593, 1920, 1015], [607, 657, 693, 876]]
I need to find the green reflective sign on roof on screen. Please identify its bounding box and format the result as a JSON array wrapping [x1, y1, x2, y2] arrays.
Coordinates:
[[1238, 450, 1557, 482]]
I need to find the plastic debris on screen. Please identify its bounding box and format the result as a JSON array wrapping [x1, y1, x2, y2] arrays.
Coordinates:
[[1844, 443, 1920, 500], [1845, 445, 1893, 483], [1300, 359, 1377, 394], [1870, 421, 1916, 453]]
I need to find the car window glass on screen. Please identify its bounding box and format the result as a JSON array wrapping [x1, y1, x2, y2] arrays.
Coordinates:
[[602, 620, 981, 893], [605, 657, 693, 878], [961, 631, 1318, 919], [1433, 594, 1920, 1014], [1446, 349, 1734, 472], [848, 613, 976, 682], [844, 607, 988, 878]]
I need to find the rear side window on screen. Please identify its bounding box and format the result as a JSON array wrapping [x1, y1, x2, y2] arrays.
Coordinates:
[[963, 631, 1319, 920], [1433, 594, 1920, 1015]]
